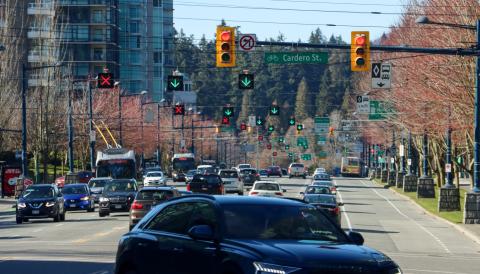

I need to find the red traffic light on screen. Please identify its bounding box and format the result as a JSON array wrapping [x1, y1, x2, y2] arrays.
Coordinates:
[[97, 73, 114, 88], [258, 135, 263, 141], [267, 144, 272, 150], [240, 123, 247, 131], [273, 151, 277, 157], [220, 31, 231, 41], [173, 105, 185, 115], [354, 35, 366, 46], [222, 116, 230, 125]]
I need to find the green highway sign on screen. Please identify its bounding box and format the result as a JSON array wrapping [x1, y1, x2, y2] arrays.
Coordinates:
[[315, 117, 330, 124], [302, 154, 312, 160], [239, 73, 254, 89], [265, 52, 328, 64], [369, 100, 393, 120]]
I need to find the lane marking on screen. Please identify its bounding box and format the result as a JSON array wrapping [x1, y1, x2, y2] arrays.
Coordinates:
[[403, 269, 469, 274], [71, 225, 125, 244], [55, 223, 63, 227], [360, 180, 451, 254], [336, 190, 353, 231]]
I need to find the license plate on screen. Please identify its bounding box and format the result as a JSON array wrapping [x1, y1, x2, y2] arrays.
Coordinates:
[[69, 204, 76, 208], [202, 187, 208, 191], [115, 205, 122, 209], [32, 210, 39, 215]]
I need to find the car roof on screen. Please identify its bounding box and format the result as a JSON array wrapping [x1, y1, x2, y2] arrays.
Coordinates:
[[146, 171, 163, 174], [214, 195, 305, 206], [254, 180, 279, 184], [140, 186, 175, 191], [28, 184, 54, 188], [63, 184, 87, 187], [90, 177, 111, 180]]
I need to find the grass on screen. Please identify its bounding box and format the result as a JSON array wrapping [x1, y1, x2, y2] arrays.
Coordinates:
[[372, 178, 465, 224]]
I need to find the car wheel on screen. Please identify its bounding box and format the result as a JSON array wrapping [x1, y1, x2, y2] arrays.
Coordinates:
[[60, 211, 66, 221], [16, 217, 23, 224], [87, 204, 95, 212], [53, 212, 60, 222], [99, 212, 107, 217], [238, 191, 243, 196], [23, 218, 29, 222]]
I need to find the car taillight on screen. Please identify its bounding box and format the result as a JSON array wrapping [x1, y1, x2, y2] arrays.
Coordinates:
[[275, 192, 283, 196], [288, 168, 291, 173], [186, 184, 191, 191], [131, 201, 143, 210], [250, 191, 259, 195], [256, 174, 260, 178], [220, 184, 224, 194], [331, 187, 337, 192], [329, 207, 340, 215]]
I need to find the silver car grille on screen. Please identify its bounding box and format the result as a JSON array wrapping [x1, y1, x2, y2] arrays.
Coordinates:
[[29, 203, 44, 208], [109, 196, 127, 203]]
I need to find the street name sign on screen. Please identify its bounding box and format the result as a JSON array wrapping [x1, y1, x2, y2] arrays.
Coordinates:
[[265, 52, 328, 64], [372, 63, 391, 89], [239, 34, 256, 51]]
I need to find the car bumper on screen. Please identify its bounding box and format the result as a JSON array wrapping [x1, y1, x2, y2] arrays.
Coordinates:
[[91, 193, 102, 203], [144, 181, 166, 186], [17, 207, 59, 219], [99, 202, 131, 212], [64, 200, 90, 210]]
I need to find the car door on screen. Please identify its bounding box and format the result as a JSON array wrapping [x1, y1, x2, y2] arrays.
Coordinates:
[[181, 201, 220, 274], [135, 202, 196, 274]]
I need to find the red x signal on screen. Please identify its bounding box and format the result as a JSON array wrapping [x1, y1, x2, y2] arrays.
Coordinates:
[[222, 116, 230, 125], [173, 105, 185, 115], [258, 135, 263, 141], [97, 73, 114, 88], [240, 123, 247, 131]]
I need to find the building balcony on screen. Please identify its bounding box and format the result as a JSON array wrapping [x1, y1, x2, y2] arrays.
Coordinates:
[[27, 28, 53, 39], [27, 51, 55, 63], [27, 3, 55, 16], [57, 0, 116, 7]]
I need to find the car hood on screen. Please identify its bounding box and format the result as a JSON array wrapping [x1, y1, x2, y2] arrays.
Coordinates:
[[145, 177, 164, 180], [103, 191, 135, 197], [63, 193, 88, 200], [18, 197, 55, 203], [90, 187, 103, 194], [226, 239, 396, 269]]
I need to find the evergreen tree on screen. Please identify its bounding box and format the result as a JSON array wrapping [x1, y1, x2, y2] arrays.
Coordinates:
[[295, 77, 309, 122]]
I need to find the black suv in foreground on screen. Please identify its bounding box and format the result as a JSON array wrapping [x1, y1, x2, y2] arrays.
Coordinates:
[[99, 179, 138, 217], [16, 184, 65, 224], [115, 195, 401, 274]]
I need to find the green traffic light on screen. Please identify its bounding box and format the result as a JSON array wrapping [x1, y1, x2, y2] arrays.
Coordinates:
[[289, 118, 295, 125], [268, 125, 274, 132]]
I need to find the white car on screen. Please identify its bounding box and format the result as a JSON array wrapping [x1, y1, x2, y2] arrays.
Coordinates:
[[314, 168, 326, 174], [248, 181, 285, 197], [218, 169, 244, 195], [143, 171, 166, 186]]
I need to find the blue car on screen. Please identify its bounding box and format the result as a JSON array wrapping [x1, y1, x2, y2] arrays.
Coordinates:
[[114, 195, 401, 274], [62, 184, 95, 212]]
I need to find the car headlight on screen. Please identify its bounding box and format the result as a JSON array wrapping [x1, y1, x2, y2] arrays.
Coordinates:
[[45, 201, 55, 207], [253, 262, 301, 274], [387, 268, 402, 274], [99, 197, 109, 202], [17, 202, 26, 208], [80, 196, 89, 201]]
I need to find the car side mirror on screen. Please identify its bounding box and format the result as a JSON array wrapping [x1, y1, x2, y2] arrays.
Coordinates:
[[347, 231, 364, 245], [188, 225, 215, 241], [337, 202, 344, 206], [299, 192, 304, 195], [283, 189, 287, 193]]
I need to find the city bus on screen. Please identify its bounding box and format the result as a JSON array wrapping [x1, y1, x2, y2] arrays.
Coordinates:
[[340, 156, 361, 177], [170, 153, 196, 181], [96, 148, 137, 179]]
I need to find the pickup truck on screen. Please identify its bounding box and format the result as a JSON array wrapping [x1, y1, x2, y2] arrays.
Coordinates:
[[288, 163, 306, 179]]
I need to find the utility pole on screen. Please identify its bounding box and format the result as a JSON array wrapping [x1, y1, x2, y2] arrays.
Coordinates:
[[21, 64, 28, 177], [67, 83, 74, 173], [157, 103, 161, 165], [88, 78, 95, 171]]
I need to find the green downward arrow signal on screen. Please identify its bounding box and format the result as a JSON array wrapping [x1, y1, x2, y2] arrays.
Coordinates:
[[171, 79, 180, 88], [241, 77, 251, 87], [271, 107, 279, 114], [225, 109, 232, 116]]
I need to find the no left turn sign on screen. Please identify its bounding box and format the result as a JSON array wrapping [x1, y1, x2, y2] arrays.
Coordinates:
[[239, 34, 256, 51]]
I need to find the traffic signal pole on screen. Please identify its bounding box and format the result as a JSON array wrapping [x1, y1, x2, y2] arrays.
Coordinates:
[[88, 80, 95, 171], [474, 19, 480, 193]]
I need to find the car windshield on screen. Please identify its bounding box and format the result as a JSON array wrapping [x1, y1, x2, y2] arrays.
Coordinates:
[[62, 186, 87, 195], [305, 195, 336, 204], [187, 170, 197, 176], [220, 171, 238, 178], [312, 181, 333, 187], [305, 186, 331, 194], [88, 180, 109, 188], [104, 181, 136, 192], [223, 205, 348, 242], [136, 190, 173, 201], [192, 175, 221, 184], [241, 169, 256, 175], [147, 172, 163, 177], [22, 187, 54, 199], [314, 174, 331, 180], [254, 183, 279, 191], [291, 164, 304, 168]]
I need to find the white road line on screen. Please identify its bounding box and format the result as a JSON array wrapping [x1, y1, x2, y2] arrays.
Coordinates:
[[360, 180, 451, 254], [55, 223, 64, 227], [403, 269, 469, 274], [336, 190, 353, 231], [32, 228, 43, 233]]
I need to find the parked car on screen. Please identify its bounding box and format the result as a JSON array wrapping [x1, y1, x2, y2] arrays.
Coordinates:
[[304, 193, 343, 226], [267, 166, 282, 177], [143, 171, 166, 186], [288, 163, 307, 178], [62, 184, 95, 212], [99, 179, 138, 217], [248, 181, 285, 197], [88, 177, 111, 203], [185, 169, 198, 183], [218, 169, 243, 195], [129, 186, 181, 230], [187, 174, 224, 195], [114, 196, 401, 274], [16, 184, 66, 224], [312, 180, 337, 195], [239, 168, 260, 187]]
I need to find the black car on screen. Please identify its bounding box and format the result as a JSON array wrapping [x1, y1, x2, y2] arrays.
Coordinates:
[[16, 184, 66, 224], [239, 168, 259, 187], [303, 193, 342, 225], [187, 174, 224, 195], [115, 195, 401, 274], [99, 179, 138, 217]]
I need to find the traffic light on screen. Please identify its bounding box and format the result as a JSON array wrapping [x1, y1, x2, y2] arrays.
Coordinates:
[[267, 143, 272, 150], [329, 126, 335, 136], [296, 124, 303, 131], [221, 116, 230, 125], [278, 137, 284, 143], [216, 26, 236, 68], [167, 75, 184, 91], [270, 105, 280, 116], [239, 73, 254, 89], [288, 117, 296, 126], [240, 123, 247, 131], [258, 135, 264, 141], [351, 31, 370, 72], [97, 73, 114, 88], [223, 106, 234, 117], [268, 125, 274, 133], [273, 151, 277, 157], [173, 104, 185, 115], [256, 117, 264, 126], [285, 145, 290, 150]]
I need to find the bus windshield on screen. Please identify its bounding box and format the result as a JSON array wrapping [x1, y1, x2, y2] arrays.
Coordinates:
[[172, 158, 195, 172], [97, 159, 136, 179]]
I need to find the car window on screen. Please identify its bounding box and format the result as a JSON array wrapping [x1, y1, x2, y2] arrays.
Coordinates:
[[291, 164, 304, 168], [89, 180, 108, 188], [147, 172, 163, 177], [146, 202, 196, 234], [254, 183, 280, 191], [220, 171, 238, 178], [22, 187, 54, 199], [241, 169, 256, 175], [104, 181, 137, 192], [305, 186, 331, 194], [187, 202, 218, 232], [312, 181, 333, 187], [223, 205, 347, 242], [305, 195, 336, 204], [136, 190, 174, 201], [62, 185, 88, 195]]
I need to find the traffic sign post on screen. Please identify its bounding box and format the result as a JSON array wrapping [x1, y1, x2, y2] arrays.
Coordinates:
[[371, 63, 392, 89], [238, 34, 256, 51], [356, 95, 370, 114]]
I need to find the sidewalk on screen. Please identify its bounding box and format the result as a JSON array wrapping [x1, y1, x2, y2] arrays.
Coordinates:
[[0, 197, 16, 205]]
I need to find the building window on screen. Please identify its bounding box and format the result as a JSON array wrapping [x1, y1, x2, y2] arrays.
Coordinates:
[[129, 7, 140, 18], [74, 63, 89, 77], [93, 48, 104, 60], [92, 10, 103, 23], [130, 52, 141, 64], [154, 52, 161, 64], [93, 29, 103, 41], [153, 0, 162, 7], [154, 66, 161, 78], [129, 21, 139, 33]]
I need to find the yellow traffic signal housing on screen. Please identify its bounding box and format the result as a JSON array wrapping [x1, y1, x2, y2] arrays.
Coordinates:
[[351, 31, 370, 72], [216, 26, 236, 67]]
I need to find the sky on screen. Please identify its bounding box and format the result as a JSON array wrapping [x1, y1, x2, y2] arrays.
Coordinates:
[[173, 0, 406, 43]]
